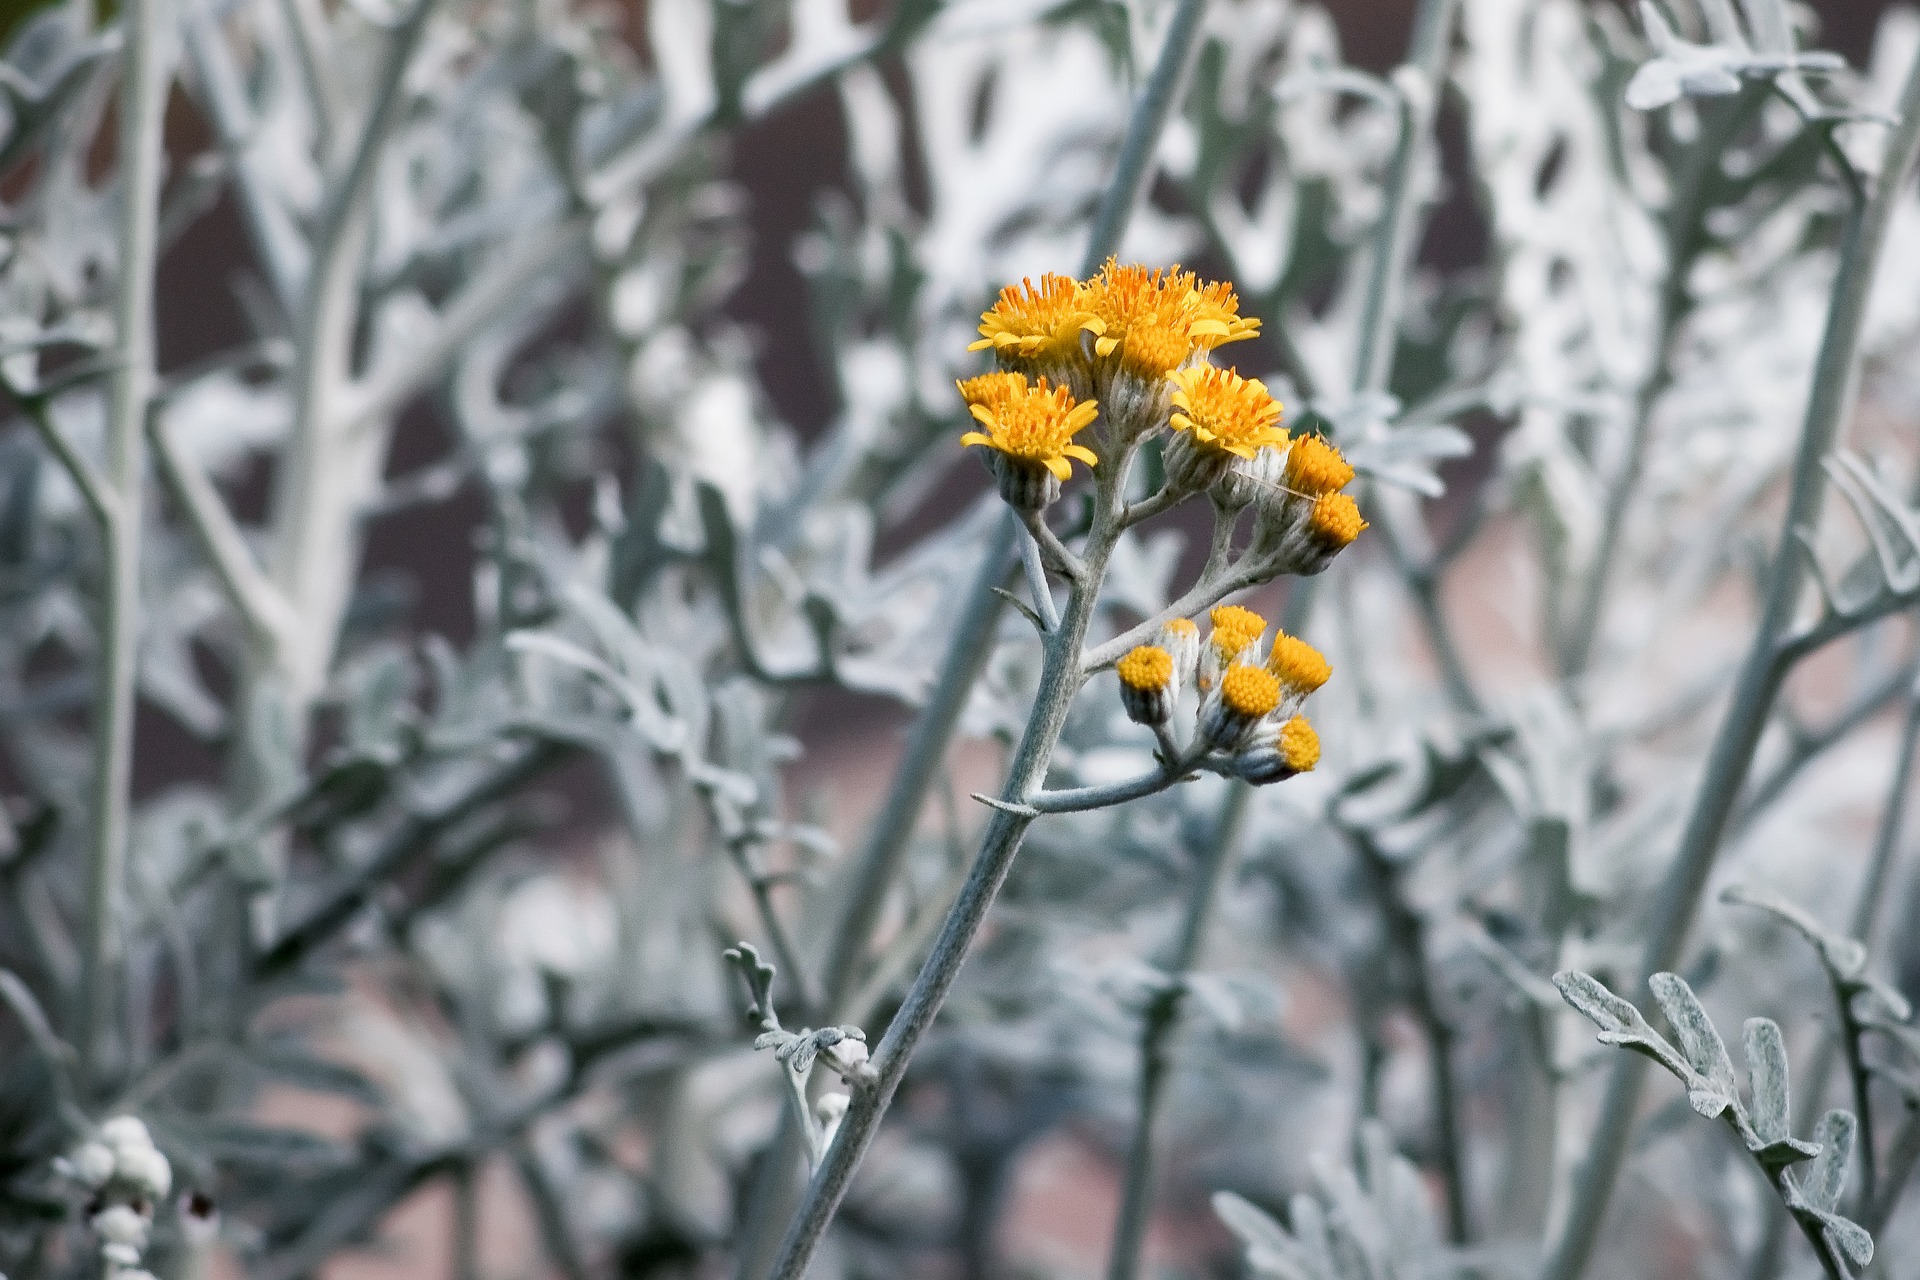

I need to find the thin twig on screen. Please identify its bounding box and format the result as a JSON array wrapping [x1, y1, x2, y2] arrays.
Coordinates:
[[1105, 782, 1252, 1280], [78, 0, 168, 1086]]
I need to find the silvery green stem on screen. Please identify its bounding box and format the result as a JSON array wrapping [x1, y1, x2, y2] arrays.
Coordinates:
[[1347, 0, 1476, 717], [264, 0, 437, 718], [1559, 86, 1767, 679], [79, 0, 168, 1086], [1540, 48, 1920, 1280], [1352, 0, 1458, 397], [1017, 522, 1061, 630], [1080, 0, 1211, 273], [1105, 781, 1251, 1280]]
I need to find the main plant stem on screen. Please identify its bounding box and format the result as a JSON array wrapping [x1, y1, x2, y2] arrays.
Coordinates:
[[749, 6, 1214, 1276], [766, 467, 1125, 1280], [1105, 782, 1252, 1280], [1540, 47, 1920, 1280], [78, 0, 167, 1086]]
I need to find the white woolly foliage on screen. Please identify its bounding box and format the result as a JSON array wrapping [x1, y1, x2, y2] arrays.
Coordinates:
[[6, 0, 1920, 1276]]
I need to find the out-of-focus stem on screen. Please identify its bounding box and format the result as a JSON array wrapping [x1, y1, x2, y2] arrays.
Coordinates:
[[1105, 782, 1252, 1280], [1541, 45, 1920, 1280], [1352, 0, 1458, 397], [1560, 86, 1767, 679], [78, 0, 167, 1087]]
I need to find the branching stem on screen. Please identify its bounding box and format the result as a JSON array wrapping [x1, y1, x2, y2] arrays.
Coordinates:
[[1541, 46, 1920, 1280]]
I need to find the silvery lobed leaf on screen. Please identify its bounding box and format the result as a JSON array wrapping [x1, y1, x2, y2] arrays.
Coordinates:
[[1649, 973, 1740, 1118], [1553, 971, 1693, 1083]]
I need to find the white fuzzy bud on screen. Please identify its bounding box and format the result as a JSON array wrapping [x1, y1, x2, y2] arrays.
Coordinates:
[[821, 1036, 870, 1080], [91, 1204, 150, 1249], [69, 1143, 116, 1189], [116, 1146, 172, 1200], [98, 1117, 153, 1156]]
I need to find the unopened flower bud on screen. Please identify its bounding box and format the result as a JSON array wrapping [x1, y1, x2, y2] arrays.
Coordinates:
[[91, 1204, 150, 1250], [1116, 645, 1176, 727], [1211, 443, 1284, 513], [1233, 716, 1320, 784], [821, 1033, 869, 1081], [1199, 665, 1283, 753], [99, 1117, 153, 1156], [116, 1145, 172, 1200], [1156, 617, 1200, 694], [69, 1142, 116, 1189]]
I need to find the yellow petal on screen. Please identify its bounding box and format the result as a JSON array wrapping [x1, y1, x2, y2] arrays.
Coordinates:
[[1065, 401, 1100, 432], [1187, 319, 1230, 338], [968, 404, 997, 427], [1081, 317, 1107, 335], [967, 337, 993, 351], [1064, 444, 1099, 467], [959, 432, 992, 448], [1046, 456, 1073, 482], [1094, 335, 1118, 358]]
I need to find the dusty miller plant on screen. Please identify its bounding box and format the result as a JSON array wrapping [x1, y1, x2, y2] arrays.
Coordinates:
[[7, 0, 1920, 1277]]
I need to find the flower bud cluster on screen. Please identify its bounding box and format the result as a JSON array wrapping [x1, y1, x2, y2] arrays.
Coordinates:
[[1115, 605, 1327, 784], [1250, 433, 1369, 573], [61, 1116, 175, 1280]]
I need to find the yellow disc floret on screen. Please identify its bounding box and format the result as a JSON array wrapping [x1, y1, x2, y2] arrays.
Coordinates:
[[958, 373, 1101, 482], [1308, 491, 1368, 548], [1267, 632, 1331, 694], [1082, 260, 1196, 360], [1184, 278, 1261, 351], [1170, 366, 1287, 459], [1116, 323, 1190, 379], [1220, 664, 1282, 718], [1209, 604, 1268, 647], [1284, 435, 1355, 496], [1117, 645, 1174, 693], [969, 275, 1096, 364], [1278, 716, 1320, 773]]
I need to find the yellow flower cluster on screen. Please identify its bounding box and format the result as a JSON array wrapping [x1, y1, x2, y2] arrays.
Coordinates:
[[969, 259, 1260, 376], [1114, 601, 1330, 784], [958, 261, 1365, 582]]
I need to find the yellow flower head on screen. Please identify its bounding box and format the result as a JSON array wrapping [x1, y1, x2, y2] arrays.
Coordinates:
[[1184, 279, 1261, 351], [1170, 367, 1287, 459], [969, 275, 1096, 364], [1220, 664, 1282, 719], [1117, 645, 1174, 693], [1209, 604, 1267, 651], [1082, 260, 1195, 360], [1309, 492, 1368, 548], [1278, 715, 1320, 773], [1284, 434, 1355, 496], [1115, 323, 1190, 379], [959, 373, 1100, 482], [1267, 632, 1331, 695], [1162, 617, 1198, 641]]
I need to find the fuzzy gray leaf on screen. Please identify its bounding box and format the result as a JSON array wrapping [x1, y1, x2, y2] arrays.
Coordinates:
[[1649, 972, 1739, 1118], [1722, 884, 1867, 980], [1801, 1110, 1857, 1214], [1743, 1018, 1791, 1145], [1554, 970, 1691, 1082]]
